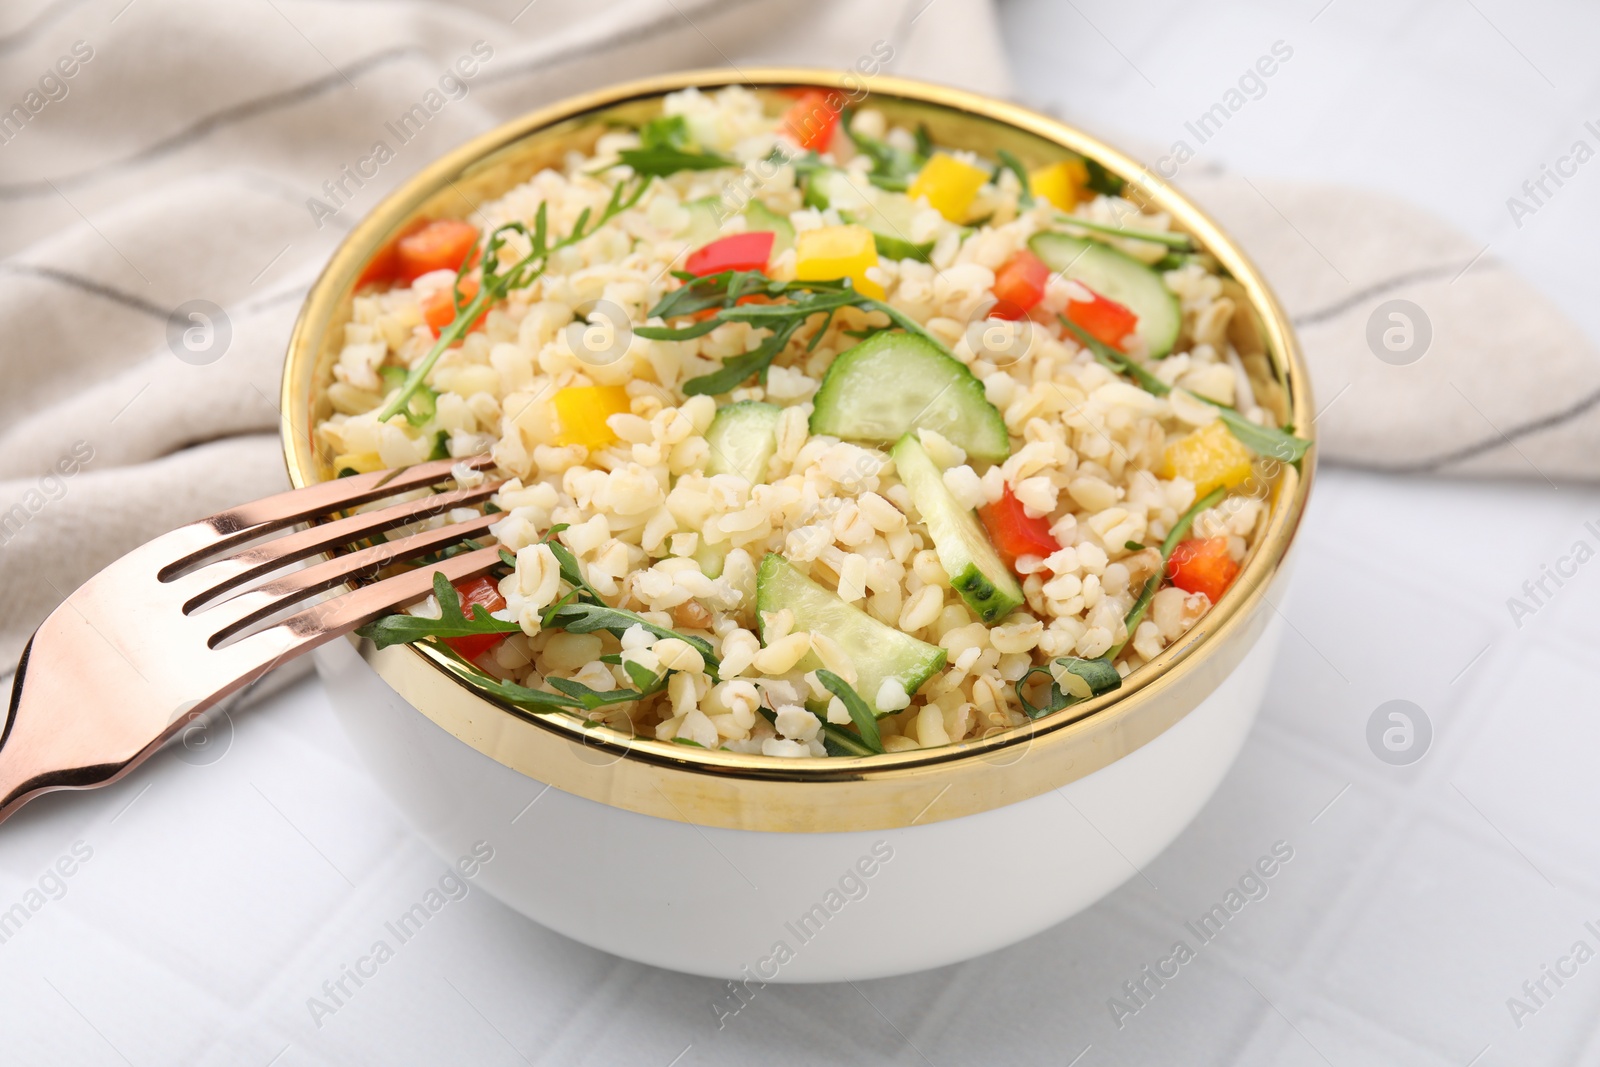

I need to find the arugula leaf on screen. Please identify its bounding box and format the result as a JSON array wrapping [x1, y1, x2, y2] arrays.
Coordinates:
[[1160, 485, 1225, 560], [380, 365, 439, 428], [591, 114, 737, 177], [671, 737, 708, 748], [843, 109, 925, 188], [639, 268, 775, 325], [615, 145, 734, 178], [438, 667, 584, 714], [623, 658, 663, 693], [1152, 251, 1209, 271], [993, 149, 1035, 208], [815, 670, 884, 754], [548, 673, 664, 711], [1211, 406, 1312, 462], [1059, 317, 1310, 461], [639, 114, 689, 150], [1052, 213, 1193, 250], [539, 529, 603, 603], [1060, 318, 1170, 395], [681, 319, 805, 396], [545, 602, 717, 665], [673, 285, 865, 394], [756, 704, 876, 758], [1016, 656, 1122, 720], [379, 176, 651, 422], [356, 571, 519, 650], [645, 271, 952, 395], [1115, 485, 1226, 656], [1084, 156, 1124, 197], [819, 722, 877, 757]]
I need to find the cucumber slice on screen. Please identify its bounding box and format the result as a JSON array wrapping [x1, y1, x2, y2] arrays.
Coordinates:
[[1029, 231, 1181, 357], [705, 400, 781, 483], [865, 231, 933, 263], [844, 190, 934, 263], [890, 434, 1022, 624], [699, 401, 782, 578], [811, 172, 937, 261], [744, 201, 794, 256], [756, 554, 946, 716], [681, 196, 723, 246], [809, 331, 1010, 462]]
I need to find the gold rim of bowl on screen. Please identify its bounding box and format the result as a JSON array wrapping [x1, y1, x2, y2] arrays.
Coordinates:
[[280, 68, 1316, 833]]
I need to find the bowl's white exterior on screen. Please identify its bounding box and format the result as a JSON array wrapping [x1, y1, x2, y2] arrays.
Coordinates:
[[313, 614, 1281, 983]]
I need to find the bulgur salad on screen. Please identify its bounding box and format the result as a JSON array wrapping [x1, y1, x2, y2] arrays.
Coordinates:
[[320, 85, 1309, 759]]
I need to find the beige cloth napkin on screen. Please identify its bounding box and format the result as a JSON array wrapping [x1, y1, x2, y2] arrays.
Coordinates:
[[0, 0, 1594, 676]]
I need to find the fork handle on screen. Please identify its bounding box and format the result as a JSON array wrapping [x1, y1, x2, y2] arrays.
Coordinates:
[[0, 614, 200, 822]]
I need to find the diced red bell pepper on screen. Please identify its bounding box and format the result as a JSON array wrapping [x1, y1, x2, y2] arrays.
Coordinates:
[[421, 277, 487, 337], [357, 219, 429, 289], [1166, 537, 1240, 603], [783, 90, 842, 153], [1065, 286, 1138, 350], [393, 219, 480, 285], [685, 231, 775, 276], [978, 485, 1059, 570], [443, 575, 509, 661], [990, 250, 1051, 320]]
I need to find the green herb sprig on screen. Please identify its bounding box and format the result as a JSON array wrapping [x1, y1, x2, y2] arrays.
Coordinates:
[[359, 518, 718, 710], [357, 571, 519, 649], [754, 701, 877, 759], [379, 365, 438, 427], [993, 149, 1035, 208], [842, 108, 926, 192], [1052, 213, 1194, 250], [1060, 318, 1311, 463], [637, 269, 948, 395], [377, 176, 652, 423], [604, 114, 734, 178], [1113, 484, 1227, 658], [815, 669, 884, 754], [1010, 471, 1234, 718], [1015, 655, 1123, 720], [438, 654, 666, 720], [529, 523, 717, 666]]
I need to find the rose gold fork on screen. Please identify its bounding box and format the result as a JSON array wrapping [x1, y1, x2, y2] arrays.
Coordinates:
[[0, 454, 506, 824]]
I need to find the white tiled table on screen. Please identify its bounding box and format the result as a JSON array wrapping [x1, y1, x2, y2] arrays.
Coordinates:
[[5, 2, 1600, 1064]]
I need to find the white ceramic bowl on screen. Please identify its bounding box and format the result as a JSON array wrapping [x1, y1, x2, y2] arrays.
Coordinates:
[[282, 70, 1314, 981]]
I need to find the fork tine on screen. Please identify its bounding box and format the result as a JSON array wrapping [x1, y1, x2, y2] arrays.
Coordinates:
[[210, 545, 508, 684], [176, 481, 503, 612], [159, 454, 496, 580], [198, 512, 503, 646]]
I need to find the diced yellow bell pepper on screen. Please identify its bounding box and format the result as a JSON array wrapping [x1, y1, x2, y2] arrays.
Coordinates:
[[1030, 158, 1091, 211], [907, 152, 989, 222], [333, 451, 384, 474], [1162, 420, 1254, 497], [554, 385, 631, 449], [794, 224, 884, 299]]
